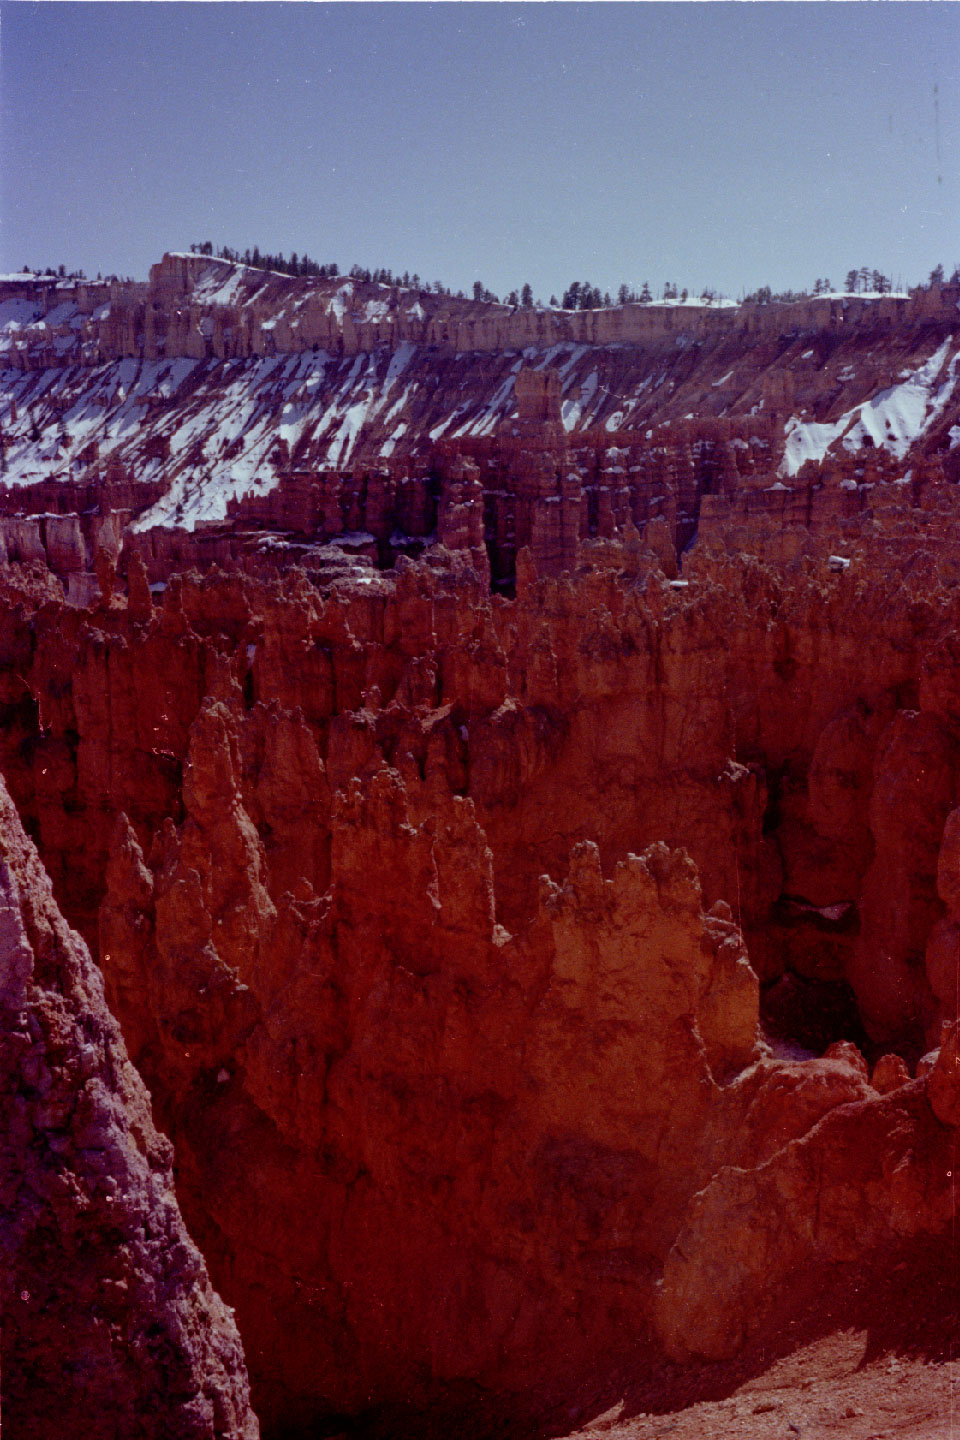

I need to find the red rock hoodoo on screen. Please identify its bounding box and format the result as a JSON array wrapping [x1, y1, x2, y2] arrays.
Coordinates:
[[1, 257, 959, 1437]]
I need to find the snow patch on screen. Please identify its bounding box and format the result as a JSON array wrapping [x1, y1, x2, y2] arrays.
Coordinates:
[[0, 297, 43, 327], [327, 283, 354, 321], [780, 341, 959, 477], [192, 265, 247, 308]]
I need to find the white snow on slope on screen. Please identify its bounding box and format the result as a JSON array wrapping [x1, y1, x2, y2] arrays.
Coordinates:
[[455, 358, 523, 438], [780, 340, 959, 477], [39, 301, 80, 328], [0, 297, 43, 330], [813, 290, 911, 302], [191, 265, 249, 308], [327, 283, 354, 321], [562, 369, 599, 431]]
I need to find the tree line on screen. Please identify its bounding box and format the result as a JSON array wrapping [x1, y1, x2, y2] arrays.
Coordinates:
[[190, 242, 339, 279], [17, 252, 960, 307], [17, 264, 87, 280], [186, 244, 960, 309]]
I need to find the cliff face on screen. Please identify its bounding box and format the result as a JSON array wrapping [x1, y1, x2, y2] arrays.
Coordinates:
[[3, 254, 960, 1436], [1, 547, 959, 1433], [1, 255, 957, 543], [0, 771, 258, 1438], [7, 253, 947, 373]]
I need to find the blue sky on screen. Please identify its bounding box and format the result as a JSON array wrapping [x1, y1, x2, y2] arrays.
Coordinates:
[[2, 2, 957, 300]]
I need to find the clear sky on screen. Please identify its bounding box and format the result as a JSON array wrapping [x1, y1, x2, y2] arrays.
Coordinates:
[[2, 2, 958, 301]]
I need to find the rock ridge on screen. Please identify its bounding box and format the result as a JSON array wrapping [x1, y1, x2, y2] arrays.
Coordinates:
[[0, 771, 259, 1438]]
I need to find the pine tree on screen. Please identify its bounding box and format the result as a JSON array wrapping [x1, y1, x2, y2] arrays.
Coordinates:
[[845, 269, 858, 294], [640, 282, 652, 303], [521, 283, 533, 308]]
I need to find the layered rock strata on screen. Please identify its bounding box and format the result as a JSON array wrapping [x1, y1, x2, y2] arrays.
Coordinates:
[[2, 253, 957, 558]]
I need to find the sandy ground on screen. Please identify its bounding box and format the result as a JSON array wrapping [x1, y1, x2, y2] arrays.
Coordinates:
[[565, 1332, 960, 1440], [556, 1242, 960, 1440]]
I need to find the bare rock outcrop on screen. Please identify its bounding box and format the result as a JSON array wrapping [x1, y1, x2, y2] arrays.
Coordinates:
[[1, 550, 960, 1429], [0, 774, 259, 1439], [656, 1069, 957, 1363], [98, 725, 766, 1425]]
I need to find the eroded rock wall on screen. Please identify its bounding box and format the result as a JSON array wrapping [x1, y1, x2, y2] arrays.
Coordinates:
[[2, 254, 957, 544], [1, 549, 959, 1432], [2, 548, 958, 1044], [0, 772, 259, 1438]]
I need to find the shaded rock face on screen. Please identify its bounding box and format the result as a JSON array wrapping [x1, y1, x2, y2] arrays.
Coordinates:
[[99, 733, 762, 1427], [655, 1077, 955, 1363], [0, 775, 258, 1439]]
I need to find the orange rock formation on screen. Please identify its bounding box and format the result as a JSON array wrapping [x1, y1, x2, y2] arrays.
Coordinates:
[[0, 539, 958, 1432], [2, 257, 960, 1437]]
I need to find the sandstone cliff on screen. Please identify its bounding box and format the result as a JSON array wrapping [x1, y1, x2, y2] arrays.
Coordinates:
[[3, 249, 960, 1438], [1, 254, 957, 549], [1, 550, 958, 1434]]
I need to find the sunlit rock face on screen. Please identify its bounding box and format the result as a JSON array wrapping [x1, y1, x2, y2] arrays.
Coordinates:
[[1, 255, 957, 550]]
